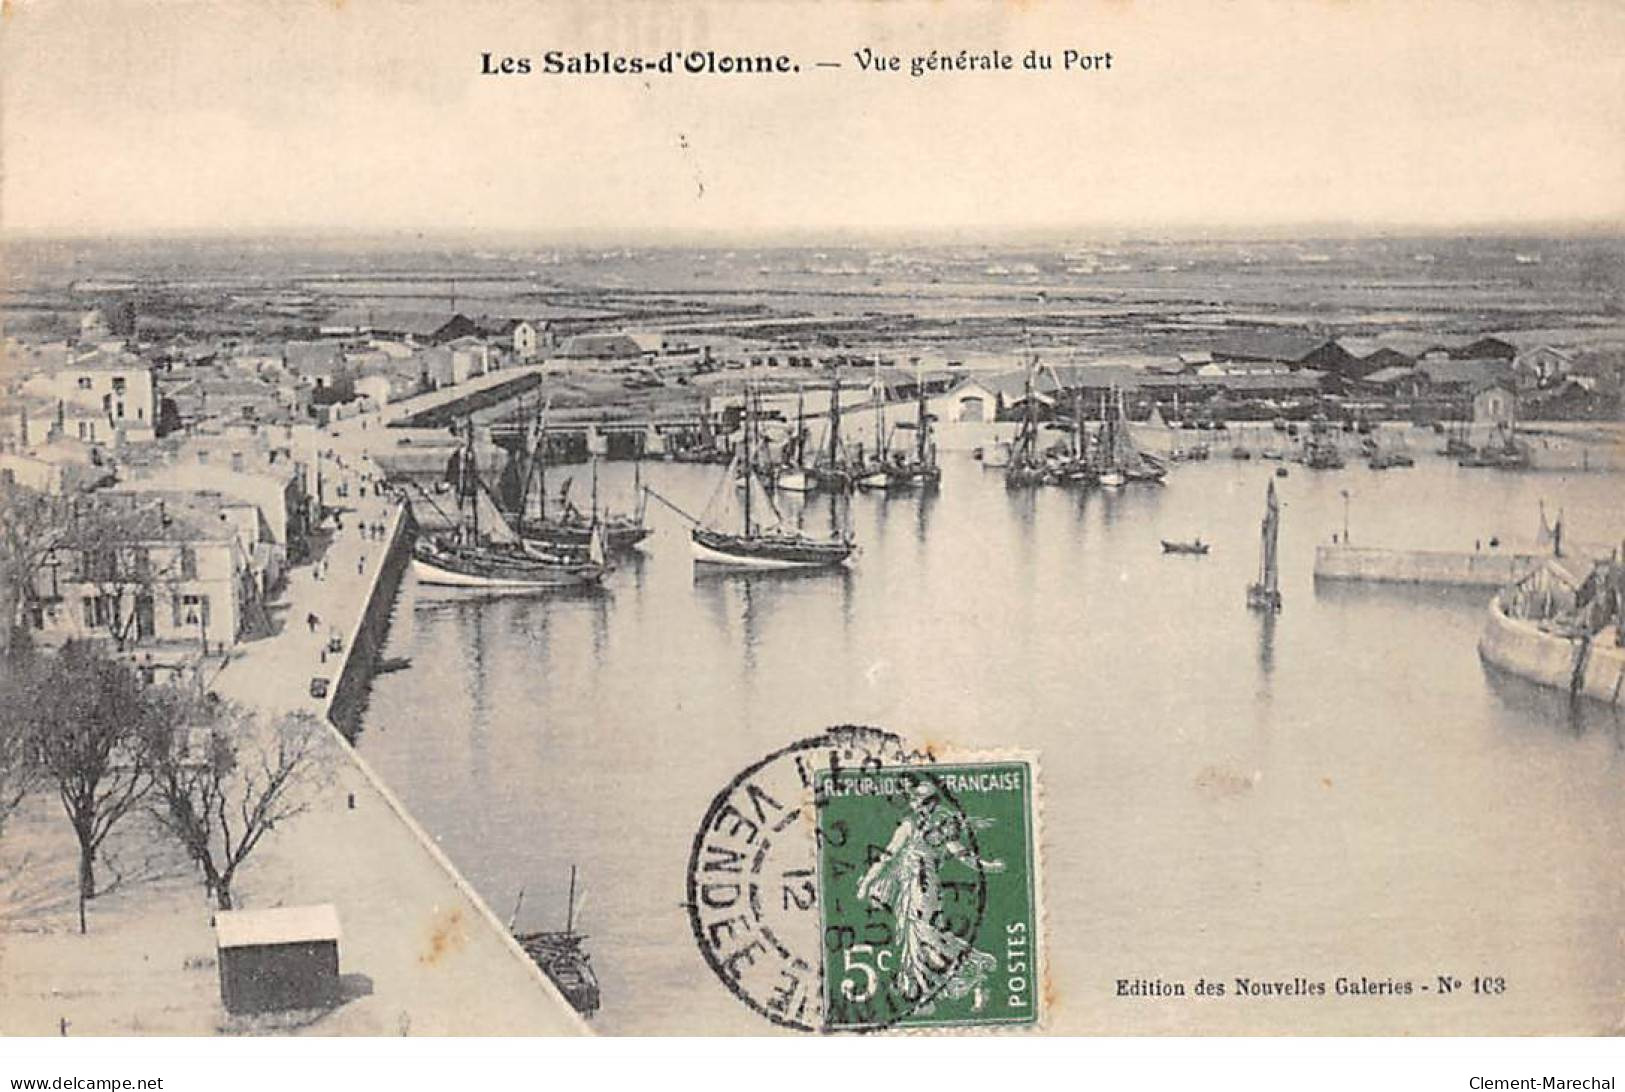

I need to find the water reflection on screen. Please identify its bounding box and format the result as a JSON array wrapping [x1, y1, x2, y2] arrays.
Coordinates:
[[1254, 609, 1277, 681]]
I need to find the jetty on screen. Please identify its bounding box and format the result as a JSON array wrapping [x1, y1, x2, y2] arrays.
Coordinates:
[[1313, 545, 1551, 588]]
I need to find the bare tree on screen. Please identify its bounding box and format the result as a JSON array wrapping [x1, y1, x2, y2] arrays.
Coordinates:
[[0, 671, 38, 836], [0, 479, 72, 659], [26, 642, 159, 932], [144, 703, 325, 911]]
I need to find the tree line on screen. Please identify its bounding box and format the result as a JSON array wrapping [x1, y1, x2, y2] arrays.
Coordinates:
[[1, 639, 324, 933]]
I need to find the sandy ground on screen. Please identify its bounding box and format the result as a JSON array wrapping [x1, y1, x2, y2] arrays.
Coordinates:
[[0, 410, 586, 1036]]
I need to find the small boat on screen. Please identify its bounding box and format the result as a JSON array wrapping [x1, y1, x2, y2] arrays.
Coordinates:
[[514, 867, 601, 1019], [1274, 466, 1289, 478], [1231, 445, 1252, 460], [1099, 470, 1126, 488], [374, 655, 413, 674], [1161, 538, 1210, 555]]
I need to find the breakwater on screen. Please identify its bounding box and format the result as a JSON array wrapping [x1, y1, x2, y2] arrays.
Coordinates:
[[1478, 597, 1625, 707], [1313, 545, 1547, 588]]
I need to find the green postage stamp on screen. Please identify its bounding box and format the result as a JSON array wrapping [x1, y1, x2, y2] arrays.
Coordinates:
[[687, 728, 1042, 1033], [816, 759, 1041, 1031]]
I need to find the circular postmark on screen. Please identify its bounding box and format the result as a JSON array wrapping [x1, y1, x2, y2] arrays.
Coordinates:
[[685, 725, 992, 1032]]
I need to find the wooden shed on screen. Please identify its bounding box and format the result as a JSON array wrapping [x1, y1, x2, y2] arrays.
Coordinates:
[[214, 904, 342, 1015]]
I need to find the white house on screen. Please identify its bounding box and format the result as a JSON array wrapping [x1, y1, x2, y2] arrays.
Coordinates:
[[26, 351, 159, 443]]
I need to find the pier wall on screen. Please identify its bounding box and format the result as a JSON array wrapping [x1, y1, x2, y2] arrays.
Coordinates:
[[1478, 599, 1625, 707], [327, 501, 413, 733], [1313, 545, 1545, 588]]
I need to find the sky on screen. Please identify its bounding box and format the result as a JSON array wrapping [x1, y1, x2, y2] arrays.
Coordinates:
[[2, 0, 1623, 239]]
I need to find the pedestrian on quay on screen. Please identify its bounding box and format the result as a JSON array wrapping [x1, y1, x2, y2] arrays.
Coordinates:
[[358, 555, 366, 575], [307, 611, 319, 633]]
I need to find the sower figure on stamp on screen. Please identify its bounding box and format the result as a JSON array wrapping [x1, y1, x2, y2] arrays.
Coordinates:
[[856, 782, 1003, 1014]]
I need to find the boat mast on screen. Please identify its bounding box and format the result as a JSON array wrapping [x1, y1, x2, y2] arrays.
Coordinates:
[[795, 385, 806, 469], [565, 864, 577, 934], [828, 357, 842, 469], [916, 363, 929, 468], [536, 394, 549, 524], [743, 375, 754, 537], [465, 418, 480, 543], [1260, 480, 1279, 594], [872, 353, 884, 461]]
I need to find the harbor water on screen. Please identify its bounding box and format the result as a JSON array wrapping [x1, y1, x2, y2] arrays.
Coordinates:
[[357, 446, 1625, 1034]]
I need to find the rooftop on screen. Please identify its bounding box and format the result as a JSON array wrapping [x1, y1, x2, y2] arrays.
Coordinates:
[[214, 904, 341, 949]]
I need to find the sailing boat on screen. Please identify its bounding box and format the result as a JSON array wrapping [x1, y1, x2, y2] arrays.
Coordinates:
[[887, 363, 943, 489], [692, 372, 856, 568], [809, 358, 856, 492], [1100, 386, 1167, 484], [856, 356, 895, 491], [514, 397, 651, 553], [413, 419, 608, 589], [1458, 395, 1530, 469], [1246, 479, 1283, 612], [776, 385, 814, 493], [1440, 402, 1474, 458], [1005, 351, 1047, 487]]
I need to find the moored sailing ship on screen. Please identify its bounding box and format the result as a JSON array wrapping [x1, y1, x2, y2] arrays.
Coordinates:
[[413, 419, 608, 590], [691, 375, 856, 569], [509, 395, 650, 553]]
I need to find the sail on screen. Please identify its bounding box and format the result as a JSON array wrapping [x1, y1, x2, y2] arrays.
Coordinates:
[[474, 485, 521, 544], [1536, 501, 1554, 549], [587, 521, 607, 567], [1258, 480, 1280, 593], [1147, 404, 1168, 430]]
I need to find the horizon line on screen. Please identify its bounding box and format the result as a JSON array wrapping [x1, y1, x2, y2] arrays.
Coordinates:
[[4, 218, 1624, 249]]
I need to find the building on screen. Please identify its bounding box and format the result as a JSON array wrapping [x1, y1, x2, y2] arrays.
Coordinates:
[[318, 308, 476, 345], [22, 492, 264, 653], [512, 319, 554, 360], [215, 905, 342, 1015], [1515, 345, 1575, 388], [558, 332, 647, 362], [117, 447, 308, 566], [1453, 336, 1517, 361], [1472, 381, 1517, 427], [1359, 347, 1415, 374], [1210, 331, 1360, 376], [1417, 357, 1515, 396], [1359, 366, 1428, 399], [445, 336, 497, 384], [22, 350, 159, 443]]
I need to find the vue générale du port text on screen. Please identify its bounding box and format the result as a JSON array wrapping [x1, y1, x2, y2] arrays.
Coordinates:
[[479, 49, 1114, 78]]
